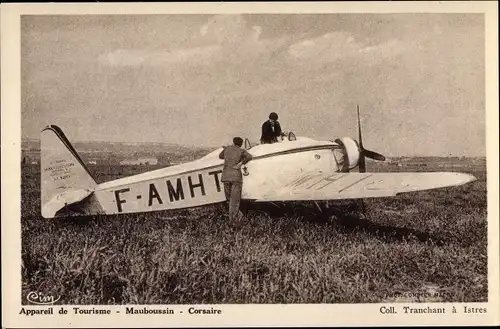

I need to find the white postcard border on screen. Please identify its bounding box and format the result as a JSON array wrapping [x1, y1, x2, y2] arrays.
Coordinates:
[[2, 1, 498, 327]]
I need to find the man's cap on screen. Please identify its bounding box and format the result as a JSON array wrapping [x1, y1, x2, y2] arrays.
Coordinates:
[[269, 112, 279, 120], [233, 137, 243, 146]]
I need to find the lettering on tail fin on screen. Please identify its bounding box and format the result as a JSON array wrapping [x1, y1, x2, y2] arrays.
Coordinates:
[[40, 125, 103, 218]]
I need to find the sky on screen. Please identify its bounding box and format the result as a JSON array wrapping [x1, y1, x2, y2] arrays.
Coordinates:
[[21, 14, 485, 156]]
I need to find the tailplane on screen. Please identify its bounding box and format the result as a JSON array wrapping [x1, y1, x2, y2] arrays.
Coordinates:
[[40, 125, 103, 218]]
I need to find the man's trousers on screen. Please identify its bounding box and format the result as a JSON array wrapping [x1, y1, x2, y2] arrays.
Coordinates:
[[223, 181, 242, 221]]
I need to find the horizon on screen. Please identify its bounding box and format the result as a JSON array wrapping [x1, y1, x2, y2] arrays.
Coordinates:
[[20, 137, 486, 158], [22, 14, 485, 157]]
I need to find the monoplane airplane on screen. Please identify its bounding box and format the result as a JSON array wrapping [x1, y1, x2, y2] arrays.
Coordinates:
[[40, 108, 476, 219]]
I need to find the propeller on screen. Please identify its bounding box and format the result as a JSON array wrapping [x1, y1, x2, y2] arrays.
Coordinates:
[[356, 105, 386, 173]]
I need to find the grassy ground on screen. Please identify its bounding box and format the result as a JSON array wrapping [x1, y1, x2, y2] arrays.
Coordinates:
[[21, 162, 487, 304]]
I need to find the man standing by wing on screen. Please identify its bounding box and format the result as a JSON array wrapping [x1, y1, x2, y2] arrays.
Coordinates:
[[219, 137, 253, 222]]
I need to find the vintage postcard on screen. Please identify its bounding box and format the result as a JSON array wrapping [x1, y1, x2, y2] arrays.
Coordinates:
[[1, 1, 498, 327]]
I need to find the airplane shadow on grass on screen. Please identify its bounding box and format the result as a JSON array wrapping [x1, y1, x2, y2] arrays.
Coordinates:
[[53, 200, 446, 247], [242, 201, 447, 246]]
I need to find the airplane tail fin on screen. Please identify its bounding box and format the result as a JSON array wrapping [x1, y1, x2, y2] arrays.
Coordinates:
[[40, 125, 103, 218]]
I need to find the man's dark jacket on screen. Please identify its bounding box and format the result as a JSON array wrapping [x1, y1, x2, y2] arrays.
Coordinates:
[[260, 120, 282, 144]]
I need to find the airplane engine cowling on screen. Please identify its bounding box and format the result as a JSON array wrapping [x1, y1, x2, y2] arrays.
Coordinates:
[[334, 137, 360, 172]]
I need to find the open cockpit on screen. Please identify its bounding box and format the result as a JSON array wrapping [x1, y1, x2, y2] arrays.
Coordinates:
[[243, 131, 298, 150]]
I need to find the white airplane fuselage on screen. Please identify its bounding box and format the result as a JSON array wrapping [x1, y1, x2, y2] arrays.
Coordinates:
[[40, 125, 476, 219], [92, 137, 341, 215]]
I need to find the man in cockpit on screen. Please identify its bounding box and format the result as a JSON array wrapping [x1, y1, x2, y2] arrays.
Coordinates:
[[260, 112, 284, 144]]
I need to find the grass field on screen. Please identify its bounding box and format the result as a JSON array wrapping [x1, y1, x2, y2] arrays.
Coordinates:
[[21, 161, 487, 304]]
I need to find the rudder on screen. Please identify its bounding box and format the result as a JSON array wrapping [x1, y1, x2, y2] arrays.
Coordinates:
[[40, 125, 101, 218]]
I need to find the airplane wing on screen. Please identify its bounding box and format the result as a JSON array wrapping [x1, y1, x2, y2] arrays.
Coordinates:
[[254, 172, 476, 201]]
